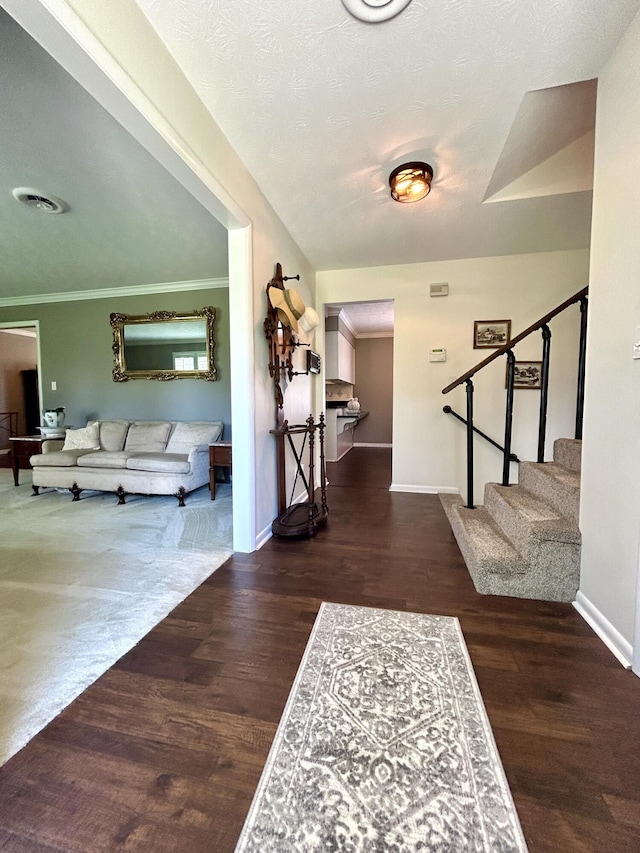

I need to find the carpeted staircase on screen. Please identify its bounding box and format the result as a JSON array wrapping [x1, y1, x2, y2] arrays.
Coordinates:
[[440, 438, 581, 602]]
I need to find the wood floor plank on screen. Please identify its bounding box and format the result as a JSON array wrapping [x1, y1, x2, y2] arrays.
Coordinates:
[[0, 447, 638, 852]]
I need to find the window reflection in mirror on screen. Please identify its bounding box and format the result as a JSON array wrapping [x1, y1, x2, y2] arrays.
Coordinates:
[[111, 308, 216, 381]]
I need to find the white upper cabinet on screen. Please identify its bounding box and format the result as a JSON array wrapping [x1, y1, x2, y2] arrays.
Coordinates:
[[326, 330, 355, 383]]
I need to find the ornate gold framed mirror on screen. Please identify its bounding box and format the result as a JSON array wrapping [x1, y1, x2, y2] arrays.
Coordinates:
[[110, 307, 217, 381]]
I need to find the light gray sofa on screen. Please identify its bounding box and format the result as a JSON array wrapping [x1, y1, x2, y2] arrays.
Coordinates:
[[30, 419, 223, 505]]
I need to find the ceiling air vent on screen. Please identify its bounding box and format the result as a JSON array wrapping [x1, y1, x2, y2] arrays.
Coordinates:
[[12, 187, 68, 214]]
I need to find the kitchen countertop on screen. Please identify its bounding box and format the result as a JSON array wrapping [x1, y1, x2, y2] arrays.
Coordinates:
[[337, 410, 369, 419]]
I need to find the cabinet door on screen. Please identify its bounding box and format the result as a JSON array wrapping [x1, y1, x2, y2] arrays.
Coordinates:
[[338, 333, 355, 384]]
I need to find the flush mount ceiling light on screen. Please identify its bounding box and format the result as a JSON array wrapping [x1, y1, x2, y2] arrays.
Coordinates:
[[12, 187, 68, 214], [341, 0, 412, 24], [389, 161, 433, 203]]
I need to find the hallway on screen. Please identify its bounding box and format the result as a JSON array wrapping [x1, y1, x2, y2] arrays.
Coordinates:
[[0, 448, 638, 851]]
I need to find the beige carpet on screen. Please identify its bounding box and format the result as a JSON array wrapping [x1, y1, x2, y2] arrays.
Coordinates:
[[0, 469, 233, 766]]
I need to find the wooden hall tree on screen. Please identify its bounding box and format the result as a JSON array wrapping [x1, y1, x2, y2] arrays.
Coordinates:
[[264, 263, 327, 538]]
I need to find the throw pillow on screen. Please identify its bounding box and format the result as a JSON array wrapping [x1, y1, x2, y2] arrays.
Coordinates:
[[62, 424, 100, 451]]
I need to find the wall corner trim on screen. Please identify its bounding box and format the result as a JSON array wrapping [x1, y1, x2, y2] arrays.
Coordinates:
[[255, 523, 272, 551], [573, 591, 633, 668]]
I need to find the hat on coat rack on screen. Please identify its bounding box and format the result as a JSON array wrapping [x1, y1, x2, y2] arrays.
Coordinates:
[[295, 306, 320, 344], [268, 286, 306, 332]]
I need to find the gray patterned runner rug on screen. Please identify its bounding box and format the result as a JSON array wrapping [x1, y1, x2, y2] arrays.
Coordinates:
[[235, 602, 527, 852]]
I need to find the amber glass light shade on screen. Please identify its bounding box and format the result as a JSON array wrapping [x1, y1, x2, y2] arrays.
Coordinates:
[[389, 161, 433, 203]]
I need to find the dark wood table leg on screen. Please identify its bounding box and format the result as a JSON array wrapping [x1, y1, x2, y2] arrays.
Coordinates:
[[11, 450, 19, 487]]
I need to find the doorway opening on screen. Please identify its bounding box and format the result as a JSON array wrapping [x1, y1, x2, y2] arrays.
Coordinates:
[[1, 3, 256, 551], [323, 300, 394, 467], [0, 323, 41, 466]]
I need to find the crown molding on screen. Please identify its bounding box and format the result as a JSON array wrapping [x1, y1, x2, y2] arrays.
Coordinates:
[[0, 278, 229, 308], [356, 330, 394, 339], [339, 311, 357, 338]]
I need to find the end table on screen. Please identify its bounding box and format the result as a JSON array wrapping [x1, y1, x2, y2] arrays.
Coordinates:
[[9, 435, 61, 486], [209, 441, 232, 500]]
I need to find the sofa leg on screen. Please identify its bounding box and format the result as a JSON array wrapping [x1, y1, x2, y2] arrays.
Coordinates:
[[176, 487, 186, 507], [32, 485, 40, 496], [70, 483, 82, 502], [116, 486, 127, 505]]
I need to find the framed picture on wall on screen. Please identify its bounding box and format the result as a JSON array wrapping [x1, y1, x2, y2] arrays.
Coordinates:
[[473, 319, 511, 349], [508, 361, 542, 389]]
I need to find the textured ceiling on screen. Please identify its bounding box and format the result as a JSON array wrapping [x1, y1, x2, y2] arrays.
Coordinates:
[[0, 9, 228, 301], [328, 301, 395, 337], [3, 2, 640, 307], [134, 0, 640, 270]]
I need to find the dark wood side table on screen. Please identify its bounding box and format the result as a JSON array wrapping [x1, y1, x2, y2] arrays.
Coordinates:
[[9, 435, 61, 486], [209, 441, 232, 500]]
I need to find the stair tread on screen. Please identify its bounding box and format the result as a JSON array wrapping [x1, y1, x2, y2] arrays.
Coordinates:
[[520, 460, 580, 486], [518, 461, 580, 525], [485, 484, 580, 543], [438, 492, 463, 524], [452, 504, 526, 574], [553, 438, 582, 470]]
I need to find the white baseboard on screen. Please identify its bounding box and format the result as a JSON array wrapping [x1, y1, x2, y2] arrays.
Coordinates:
[[353, 442, 392, 448], [390, 484, 460, 494], [573, 591, 633, 668], [255, 489, 309, 550], [255, 522, 273, 550]]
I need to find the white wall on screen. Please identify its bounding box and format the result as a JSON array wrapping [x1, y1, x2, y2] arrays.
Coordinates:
[[579, 9, 640, 667], [318, 249, 589, 503]]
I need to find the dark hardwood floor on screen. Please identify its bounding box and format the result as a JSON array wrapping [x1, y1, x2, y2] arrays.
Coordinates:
[[0, 447, 638, 851]]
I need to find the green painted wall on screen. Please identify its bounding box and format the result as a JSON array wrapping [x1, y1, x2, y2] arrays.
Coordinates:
[[0, 288, 232, 438]]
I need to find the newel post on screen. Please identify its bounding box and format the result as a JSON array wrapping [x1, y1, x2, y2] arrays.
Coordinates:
[[537, 324, 552, 462], [503, 350, 516, 486], [465, 378, 475, 509], [575, 296, 588, 439]]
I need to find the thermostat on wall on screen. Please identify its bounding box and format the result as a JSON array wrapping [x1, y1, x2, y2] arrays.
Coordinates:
[[429, 348, 447, 362]]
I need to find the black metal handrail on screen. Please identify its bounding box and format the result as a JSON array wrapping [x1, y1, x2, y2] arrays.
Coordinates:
[[443, 406, 520, 462], [442, 287, 588, 508]]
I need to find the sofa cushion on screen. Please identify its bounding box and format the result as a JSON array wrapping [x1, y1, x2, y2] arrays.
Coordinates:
[[124, 422, 172, 454], [62, 424, 100, 451], [88, 420, 130, 452], [77, 451, 133, 469], [126, 453, 190, 474], [166, 420, 223, 454], [30, 449, 94, 467]]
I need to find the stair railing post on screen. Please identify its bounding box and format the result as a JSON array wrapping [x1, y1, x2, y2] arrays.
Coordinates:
[[575, 295, 588, 439], [503, 350, 516, 486], [537, 324, 552, 462], [465, 378, 475, 509]]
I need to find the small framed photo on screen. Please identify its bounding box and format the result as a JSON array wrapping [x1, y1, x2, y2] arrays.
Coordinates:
[[473, 319, 511, 349], [509, 361, 542, 389]]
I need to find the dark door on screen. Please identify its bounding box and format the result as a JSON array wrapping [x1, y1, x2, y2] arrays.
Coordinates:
[[21, 369, 39, 434]]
